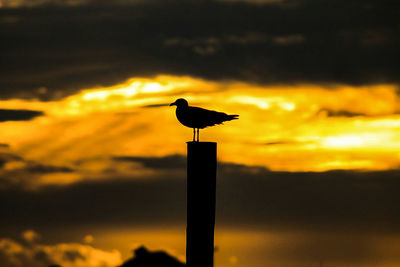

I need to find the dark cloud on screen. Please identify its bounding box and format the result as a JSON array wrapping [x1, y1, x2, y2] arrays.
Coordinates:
[[0, 151, 74, 189], [113, 154, 186, 170], [25, 164, 73, 174], [318, 108, 367, 117], [256, 231, 400, 263], [33, 250, 52, 266], [0, 152, 23, 163], [263, 140, 298, 146], [0, 152, 21, 170], [218, 167, 400, 232], [0, 152, 17, 168], [0, 233, 121, 267], [0, 109, 44, 122], [1, 154, 400, 234], [0, 0, 398, 100], [140, 103, 170, 108], [2, 154, 400, 265], [62, 250, 86, 262]]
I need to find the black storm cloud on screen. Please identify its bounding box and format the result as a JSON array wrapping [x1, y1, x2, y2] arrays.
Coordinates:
[[0, 0, 398, 100], [0, 109, 44, 122]]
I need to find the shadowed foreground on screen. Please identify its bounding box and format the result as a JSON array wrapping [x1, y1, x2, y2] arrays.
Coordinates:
[[118, 246, 185, 267], [46, 246, 185, 267]]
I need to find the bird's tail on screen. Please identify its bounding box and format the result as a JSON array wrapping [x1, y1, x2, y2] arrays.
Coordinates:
[[228, 114, 239, 120]]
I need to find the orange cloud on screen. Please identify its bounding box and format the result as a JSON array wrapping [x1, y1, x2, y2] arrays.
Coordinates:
[[0, 75, 400, 188], [0, 231, 122, 267]]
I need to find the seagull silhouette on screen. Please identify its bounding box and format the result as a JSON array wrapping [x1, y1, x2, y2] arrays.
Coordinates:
[[170, 98, 239, 142]]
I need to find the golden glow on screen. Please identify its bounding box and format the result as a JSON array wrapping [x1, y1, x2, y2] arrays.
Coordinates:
[[229, 96, 272, 109], [75, 226, 400, 267], [80, 75, 205, 102], [90, 227, 271, 267], [228, 95, 296, 111], [322, 135, 368, 148], [4, 226, 400, 267], [3, 161, 27, 171], [81, 81, 167, 101], [1, 75, 400, 187]]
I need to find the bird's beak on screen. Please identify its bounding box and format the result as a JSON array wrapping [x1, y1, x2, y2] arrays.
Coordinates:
[[169, 101, 177, 106]]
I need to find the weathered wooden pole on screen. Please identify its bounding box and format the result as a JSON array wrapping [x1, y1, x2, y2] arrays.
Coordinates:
[[186, 141, 217, 267]]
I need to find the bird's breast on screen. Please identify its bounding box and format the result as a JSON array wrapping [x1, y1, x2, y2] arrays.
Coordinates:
[[176, 108, 195, 128]]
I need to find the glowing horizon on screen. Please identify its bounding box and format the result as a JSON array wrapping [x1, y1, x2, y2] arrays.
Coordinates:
[[1, 75, 400, 188]]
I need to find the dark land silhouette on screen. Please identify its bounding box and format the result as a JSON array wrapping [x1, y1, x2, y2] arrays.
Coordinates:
[[118, 246, 185, 267], [46, 247, 185, 267], [170, 98, 238, 142]]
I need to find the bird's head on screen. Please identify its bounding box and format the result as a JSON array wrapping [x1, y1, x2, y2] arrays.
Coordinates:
[[169, 98, 188, 108]]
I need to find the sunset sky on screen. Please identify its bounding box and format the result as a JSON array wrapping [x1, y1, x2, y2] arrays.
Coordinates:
[[1, 0, 399, 267]]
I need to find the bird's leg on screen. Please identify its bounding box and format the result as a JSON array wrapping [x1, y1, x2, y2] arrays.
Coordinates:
[[193, 128, 195, 142], [197, 128, 199, 142]]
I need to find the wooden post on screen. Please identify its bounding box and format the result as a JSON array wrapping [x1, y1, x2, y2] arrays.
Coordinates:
[[186, 141, 217, 267]]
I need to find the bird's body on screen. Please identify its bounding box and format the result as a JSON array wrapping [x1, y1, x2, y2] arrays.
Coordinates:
[[170, 98, 238, 141], [176, 106, 237, 129]]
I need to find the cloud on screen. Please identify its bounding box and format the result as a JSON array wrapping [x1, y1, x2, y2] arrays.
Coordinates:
[[0, 152, 23, 166], [21, 230, 40, 243], [219, 0, 287, 4], [0, 231, 122, 267], [0, 0, 398, 100], [113, 155, 186, 170], [0, 0, 289, 8], [0, 0, 85, 8], [0, 109, 44, 122], [1, 77, 400, 176], [2, 155, 400, 266], [140, 103, 170, 108], [318, 108, 367, 117], [263, 140, 300, 146], [83, 235, 94, 244], [272, 34, 305, 45], [1, 154, 400, 233], [164, 33, 305, 56], [0, 151, 74, 189]]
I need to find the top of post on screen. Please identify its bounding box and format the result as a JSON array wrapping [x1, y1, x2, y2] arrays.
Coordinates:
[[187, 141, 216, 145], [187, 141, 217, 150]]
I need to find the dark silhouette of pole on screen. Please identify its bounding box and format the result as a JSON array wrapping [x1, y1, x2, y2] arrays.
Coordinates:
[[186, 141, 217, 267]]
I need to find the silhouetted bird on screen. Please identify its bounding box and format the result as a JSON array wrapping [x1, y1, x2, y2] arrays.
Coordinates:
[[170, 98, 239, 142]]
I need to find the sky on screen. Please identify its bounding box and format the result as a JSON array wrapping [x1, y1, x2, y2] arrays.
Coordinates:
[[0, 0, 399, 266]]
